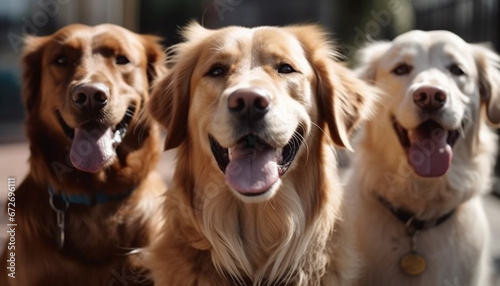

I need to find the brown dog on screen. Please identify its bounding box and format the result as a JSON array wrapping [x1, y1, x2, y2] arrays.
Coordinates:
[[146, 22, 378, 285], [0, 24, 166, 285]]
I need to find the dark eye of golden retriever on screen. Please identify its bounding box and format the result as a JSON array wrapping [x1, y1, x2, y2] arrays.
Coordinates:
[[448, 63, 466, 76], [115, 55, 130, 65], [54, 55, 68, 66], [277, 63, 296, 74], [206, 64, 228, 77], [391, 63, 412, 76]]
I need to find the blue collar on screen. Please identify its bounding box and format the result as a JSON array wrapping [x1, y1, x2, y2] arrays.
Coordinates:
[[48, 185, 135, 206]]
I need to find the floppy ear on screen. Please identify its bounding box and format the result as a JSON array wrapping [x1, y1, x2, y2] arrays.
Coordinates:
[[288, 25, 379, 150], [21, 35, 50, 114], [148, 22, 206, 150], [316, 60, 379, 150], [140, 35, 167, 88], [473, 44, 500, 125], [354, 41, 391, 82], [148, 59, 191, 151]]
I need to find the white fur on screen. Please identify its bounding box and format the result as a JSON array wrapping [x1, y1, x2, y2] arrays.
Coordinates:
[[347, 30, 499, 286]]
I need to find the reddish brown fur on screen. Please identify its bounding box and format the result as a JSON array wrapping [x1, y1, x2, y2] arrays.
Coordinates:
[[0, 24, 166, 286]]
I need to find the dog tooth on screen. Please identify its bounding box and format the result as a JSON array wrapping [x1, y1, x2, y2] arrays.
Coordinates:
[[112, 129, 123, 146]]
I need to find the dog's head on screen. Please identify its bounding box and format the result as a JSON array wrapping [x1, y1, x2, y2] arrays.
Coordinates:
[[356, 30, 500, 177], [22, 24, 166, 174], [150, 22, 375, 202]]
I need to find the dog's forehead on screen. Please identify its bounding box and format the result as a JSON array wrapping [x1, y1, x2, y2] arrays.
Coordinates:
[[391, 30, 470, 56], [206, 27, 253, 53], [252, 27, 303, 47], [48, 24, 143, 58], [202, 26, 307, 65], [207, 27, 303, 50], [383, 30, 475, 66]]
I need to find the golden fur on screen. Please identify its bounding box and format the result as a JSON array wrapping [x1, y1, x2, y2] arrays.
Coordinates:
[[147, 22, 378, 285], [0, 24, 166, 285], [346, 30, 500, 286]]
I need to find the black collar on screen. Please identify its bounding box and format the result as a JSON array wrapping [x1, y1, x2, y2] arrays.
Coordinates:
[[48, 185, 135, 206], [377, 196, 455, 233], [47, 185, 137, 251]]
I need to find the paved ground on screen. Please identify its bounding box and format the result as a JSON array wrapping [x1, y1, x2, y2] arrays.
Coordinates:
[[0, 141, 499, 282]]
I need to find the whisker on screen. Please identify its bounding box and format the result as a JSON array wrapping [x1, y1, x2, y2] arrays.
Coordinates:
[[310, 121, 329, 139], [294, 126, 309, 165], [459, 112, 472, 138]]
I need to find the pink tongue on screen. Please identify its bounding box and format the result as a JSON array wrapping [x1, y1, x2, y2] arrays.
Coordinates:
[[70, 126, 114, 173], [408, 121, 452, 177], [225, 143, 279, 195]]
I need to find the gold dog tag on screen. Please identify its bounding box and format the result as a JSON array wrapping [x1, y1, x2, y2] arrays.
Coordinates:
[[400, 252, 426, 276]]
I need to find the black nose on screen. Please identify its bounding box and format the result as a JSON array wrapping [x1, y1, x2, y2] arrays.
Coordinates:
[[413, 86, 447, 111], [71, 83, 109, 111], [227, 88, 271, 121]]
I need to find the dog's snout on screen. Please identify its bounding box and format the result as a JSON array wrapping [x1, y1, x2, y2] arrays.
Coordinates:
[[71, 83, 109, 111], [228, 88, 270, 121], [413, 86, 447, 111]]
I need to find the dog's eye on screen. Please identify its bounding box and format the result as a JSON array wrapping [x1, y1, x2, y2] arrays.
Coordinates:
[[278, 63, 296, 74], [116, 55, 130, 65], [449, 64, 466, 76], [54, 55, 68, 66], [391, 63, 412, 76], [206, 65, 227, 77]]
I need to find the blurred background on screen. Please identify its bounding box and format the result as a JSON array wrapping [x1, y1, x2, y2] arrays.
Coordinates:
[[0, 0, 499, 281]]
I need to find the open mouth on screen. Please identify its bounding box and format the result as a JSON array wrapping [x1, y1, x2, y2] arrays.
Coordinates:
[[392, 117, 460, 177], [56, 105, 136, 173], [209, 131, 303, 196]]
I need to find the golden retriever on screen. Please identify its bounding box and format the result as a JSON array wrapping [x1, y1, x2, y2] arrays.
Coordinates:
[[0, 24, 166, 285], [146, 22, 378, 286], [346, 30, 500, 286]]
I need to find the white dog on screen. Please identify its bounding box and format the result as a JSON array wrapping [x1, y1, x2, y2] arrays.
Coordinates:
[[346, 30, 500, 286]]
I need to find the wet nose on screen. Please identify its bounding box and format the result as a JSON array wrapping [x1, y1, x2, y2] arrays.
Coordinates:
[[227, 88, 271, 121], [413, 85, 447, 111], [71, 83, 109, 111]]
